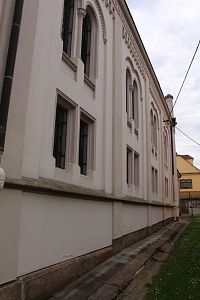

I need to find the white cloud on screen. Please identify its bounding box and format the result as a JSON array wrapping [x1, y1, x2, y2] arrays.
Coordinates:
[[127, 0, 200, 167]]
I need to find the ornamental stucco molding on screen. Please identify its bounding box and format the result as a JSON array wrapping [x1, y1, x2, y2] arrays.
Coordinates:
[[101, 0, 115, 18], [149, 81, 162, 114], [111, 0, 168, 112], [94, 0, 108, 43]]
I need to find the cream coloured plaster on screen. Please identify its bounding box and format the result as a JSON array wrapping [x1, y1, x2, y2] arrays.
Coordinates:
[[122, 204, 148, 235], [0, 189, 21, 285], [17, 192, 112, 276], [0, 0, 179, 286]]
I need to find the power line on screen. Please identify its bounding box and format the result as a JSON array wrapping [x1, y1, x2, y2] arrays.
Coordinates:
[[176, 126, 200, 147], [171, 40, 200, 114]]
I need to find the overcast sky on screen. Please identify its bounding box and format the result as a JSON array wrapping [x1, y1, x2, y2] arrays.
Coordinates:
[[126, 0, 200, 168]]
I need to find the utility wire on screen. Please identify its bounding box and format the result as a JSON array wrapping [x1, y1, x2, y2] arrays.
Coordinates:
[[176, 126, 200, 147], [171, 40, 200, 114]]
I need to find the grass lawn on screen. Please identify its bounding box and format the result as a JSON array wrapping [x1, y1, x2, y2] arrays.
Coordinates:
[[146, 216, 200, 300]]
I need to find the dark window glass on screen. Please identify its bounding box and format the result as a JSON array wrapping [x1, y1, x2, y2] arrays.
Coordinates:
[[132, 89, 135, 120], [126, 69, 130, 114], [126, 149, 129, 184], [79, 120, 89, 175], [127, 147, 132, 185], [81, 13, 91, 76], [53, 104, 68, 169], [134, 152, 139, 187], [62, 0, 74, 56], [180, 179, 192, 189]]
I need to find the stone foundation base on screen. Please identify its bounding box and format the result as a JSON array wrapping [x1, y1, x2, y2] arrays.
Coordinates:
[[0, 217, 174, 300]]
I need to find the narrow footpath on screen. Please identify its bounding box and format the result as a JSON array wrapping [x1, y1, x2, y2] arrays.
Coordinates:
[[49, 219, 189, 300]]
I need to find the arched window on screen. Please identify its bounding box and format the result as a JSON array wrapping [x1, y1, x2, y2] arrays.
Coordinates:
[[151, 110, 154, 144], [126, 69, 131, 118], [164, 133, 168, 162], [132, 81, 139, 128], [81, 12, 92, 76], [153, 116, 157, 150], [62, 0, 75, 57]]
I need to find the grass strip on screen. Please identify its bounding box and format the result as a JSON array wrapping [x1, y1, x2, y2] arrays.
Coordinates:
[[146, 216, 200, 300]]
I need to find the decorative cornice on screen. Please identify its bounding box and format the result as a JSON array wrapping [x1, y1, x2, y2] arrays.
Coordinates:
[[101, 0, 115, 19], [111, 0, 171, 118], [4, 177, 175, 208]]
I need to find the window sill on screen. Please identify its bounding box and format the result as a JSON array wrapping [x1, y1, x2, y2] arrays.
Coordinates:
[[84, 74, 95, 91], [127, 119, 132, 129], [62, 52, 77, 72]]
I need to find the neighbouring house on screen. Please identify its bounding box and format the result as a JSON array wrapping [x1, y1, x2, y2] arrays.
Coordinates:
[[0, 1, 179, 299], [176, 154, 200, 214]]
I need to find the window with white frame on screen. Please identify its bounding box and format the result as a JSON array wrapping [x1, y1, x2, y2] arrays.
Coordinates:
[[126, 69, 132, 121], [53, 93, 76, 169], [134, 152, 139, 187], [62, 0, 75, 57], [151, 108, 158, 157], [126, 68, 140, 130], [81, 6, 97, 78], [79, 111, 95, 175], [127, 147, 133, 186]]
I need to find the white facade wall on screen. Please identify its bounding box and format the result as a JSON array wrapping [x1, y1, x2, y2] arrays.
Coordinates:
[[17, 193, 112, 276], [0, 0, 178, 286]]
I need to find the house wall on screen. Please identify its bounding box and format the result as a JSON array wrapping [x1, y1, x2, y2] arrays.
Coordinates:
[[0, 0, 177, 293], [177, 156, 200, 192]]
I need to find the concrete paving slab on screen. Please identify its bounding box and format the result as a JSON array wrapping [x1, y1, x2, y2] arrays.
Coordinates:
[[49, 220, 188, 300]]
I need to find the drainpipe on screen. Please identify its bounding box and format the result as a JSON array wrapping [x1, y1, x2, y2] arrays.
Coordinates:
[[0, 0, 24, 190], [164, 94, 177, 221]]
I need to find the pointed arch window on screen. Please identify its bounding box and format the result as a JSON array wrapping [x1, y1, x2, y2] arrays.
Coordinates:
[[132, 81, 139, 128], [62, 0, 75, 57], [126, 69, 131, 118], [81, 12, 92, 77], [153, 116, 157, 150], [164, 133, 168, 163], [151, 110, 154, 144]]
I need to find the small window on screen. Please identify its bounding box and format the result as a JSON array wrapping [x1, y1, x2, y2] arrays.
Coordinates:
[[155, 169, 158, 193], [180, 179, 192, 189], [164, 133, 168, 163], [127, 147, 133, 186], [152, 167, 154, 193], [79, 112, 95, 175], [152, 167, 158, 194], [62, 0, 75, 57], [134, 152, 139, 187], [126, 69, 131, 119], [53, 104, 68, 169], [165, 177, 168, 197], [81, 12, 92, 76]]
